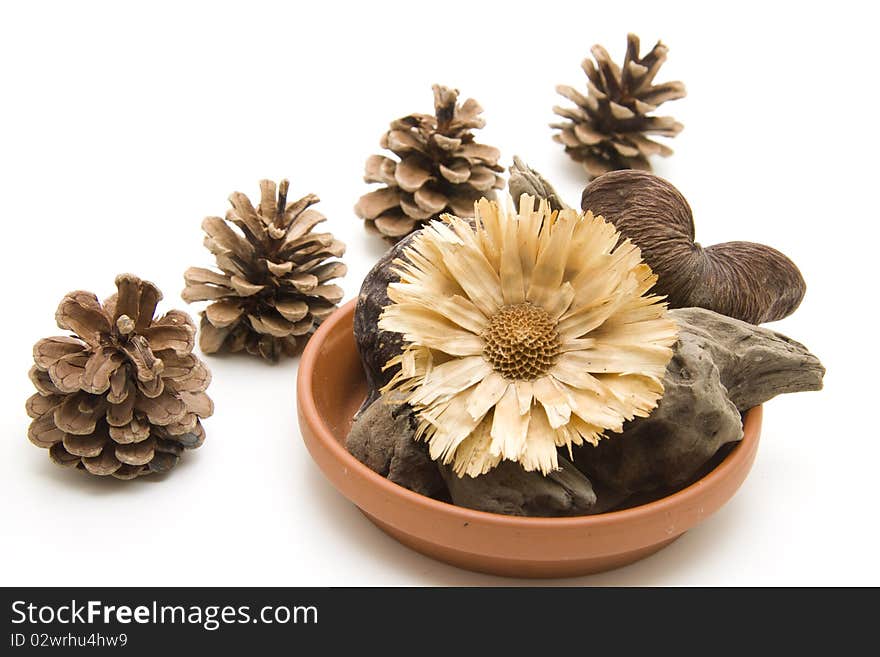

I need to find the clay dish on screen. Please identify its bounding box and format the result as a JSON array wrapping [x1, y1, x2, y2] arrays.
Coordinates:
[[297, 299, 763, 578]]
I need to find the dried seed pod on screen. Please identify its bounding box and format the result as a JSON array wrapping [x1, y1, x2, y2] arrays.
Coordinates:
[[507, 156, 568, 212], [581, 170, 806, 323]]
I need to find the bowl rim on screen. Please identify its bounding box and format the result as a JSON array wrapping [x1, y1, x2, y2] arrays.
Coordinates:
[[298, 298, 761, 529]]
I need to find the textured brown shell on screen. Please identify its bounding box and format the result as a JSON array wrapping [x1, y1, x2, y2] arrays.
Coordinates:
[[581, 170, 806, 324]]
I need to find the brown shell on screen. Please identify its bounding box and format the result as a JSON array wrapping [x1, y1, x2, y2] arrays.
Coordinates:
[[581, 170, 806, 324]]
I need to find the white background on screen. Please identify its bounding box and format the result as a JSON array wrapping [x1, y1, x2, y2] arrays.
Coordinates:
[[1, 1, 876, 586]]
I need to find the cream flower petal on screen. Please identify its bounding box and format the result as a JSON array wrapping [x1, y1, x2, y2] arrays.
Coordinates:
[[451, 417, 501, 478], [562, 343, 673, 375], [516, 195, 543, 290], [558, 337, 597, 353], [442, 242, 503, 318], [567, 415, 604, 447], [592, 315, 678, 345], [379, 305, 484, 356], [423, 394, 484, 464], [490, 385, 530, 460], [550, 353, 606, 390], [568, 237, 643, 311], [383, 346, 431, 384], [394, 240, 464, 297], [466, 373, 510, 421], [514, 380, 533, 415], [566, 215, 622, 283], [526, 209, 578, 308], [519, 406, 559, 475], [543, 281, 575, 321], [473, 199, 502, 273], [499, 205, 526, 305], [532, 376, 572, 429], [408, 356, 492, 407], [557, 295, 626, 340], [599, 374, 666, 419], [565, 384, 628, 432], [387, 284, 487, 334]]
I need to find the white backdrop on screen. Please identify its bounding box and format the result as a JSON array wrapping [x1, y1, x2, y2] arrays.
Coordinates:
[[1, 0, 875, 586]]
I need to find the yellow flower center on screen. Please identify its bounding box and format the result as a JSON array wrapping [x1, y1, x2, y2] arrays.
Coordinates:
[[481, 303, 560, 380]]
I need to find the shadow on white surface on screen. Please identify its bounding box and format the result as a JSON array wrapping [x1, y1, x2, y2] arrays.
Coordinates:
[[26, 445, 200, 494], [304, 458, 752, 586]]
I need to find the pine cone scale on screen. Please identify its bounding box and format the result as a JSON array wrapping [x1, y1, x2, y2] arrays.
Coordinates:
[[106, 392, 134, 426], [438, 161, 469, 183], [82, 447, 122, 475], [28, 412, 63, 447], [354, 188, 401, 220], [373, 213, 416, 238], [394, 158, 433, 192], [63, 431, 105, 458], [55, 293, 109, 346], [399, 194, 434, 220]]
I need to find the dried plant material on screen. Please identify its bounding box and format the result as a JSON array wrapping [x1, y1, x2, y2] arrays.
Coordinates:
[[26, 274, 213, 480], [354, 234, 412, 412], [378, 196, 678, 477], [582, 170, 806, 323], [552, 33, 686, 179], [575, 307, 825, 493], [355, 85, 504, 240], [507, 156, 568, 213], [439, 457, 597, 517], [346, 392, 448, 498], [182, 179, 347, 361]]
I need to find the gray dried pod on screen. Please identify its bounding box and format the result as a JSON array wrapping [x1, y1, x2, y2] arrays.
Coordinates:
[[574, 307, 825, 494], [439, 457, 598, 517], [581, 170, 806, 324], [507, 156, 568, 212], [345, 392, 446, 498]]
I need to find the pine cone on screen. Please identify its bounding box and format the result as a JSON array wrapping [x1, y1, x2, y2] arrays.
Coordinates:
[[26, 274, 212, 480], [355, 84, 504, 240], [183, 179, 346, 361], [552, 33, 686, 179]]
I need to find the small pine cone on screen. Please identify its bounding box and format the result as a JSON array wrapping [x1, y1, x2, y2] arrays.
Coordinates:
[[26, 274, 213, 480], [355, 84, 504, 240], [552, 33, 687, 179], [183, 179, 346, 361]]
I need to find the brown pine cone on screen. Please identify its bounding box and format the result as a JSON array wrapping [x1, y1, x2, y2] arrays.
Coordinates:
[[26, 274, 212, 480], [355, 84, 504, 240], [552, 33, 686, 179], [183, 179, 346, 361]]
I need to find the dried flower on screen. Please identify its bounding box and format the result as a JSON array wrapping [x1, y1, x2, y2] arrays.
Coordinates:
[[379, 196, 678, 477]]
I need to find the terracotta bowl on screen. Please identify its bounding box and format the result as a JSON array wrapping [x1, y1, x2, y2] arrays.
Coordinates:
[[297, 299, 763, 578]]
